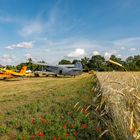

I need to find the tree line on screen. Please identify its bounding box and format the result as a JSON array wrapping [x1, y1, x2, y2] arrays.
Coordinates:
[[59, 55, 140, 71], [1, 55, 140, 71]]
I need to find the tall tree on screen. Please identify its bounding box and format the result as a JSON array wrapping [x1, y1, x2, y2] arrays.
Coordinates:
[[81, 57, 89, 71], [88, 55, 106, 71], [59, 59, 72, 64]]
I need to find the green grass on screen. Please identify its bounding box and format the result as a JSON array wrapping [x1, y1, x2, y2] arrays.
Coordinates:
[[0, 74, 112, 140]]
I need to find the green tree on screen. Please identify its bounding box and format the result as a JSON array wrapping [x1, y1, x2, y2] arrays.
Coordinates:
[[88, 55, 106, 71], [108, 55, 125, 71], [81, 57, 89, 71], [58, 59, 72, 64]]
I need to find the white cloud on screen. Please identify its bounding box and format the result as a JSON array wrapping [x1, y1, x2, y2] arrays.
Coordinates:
[[67, 48, 86, 58], [5, 41, 34, 50], [93, 51, 100, 55], [117, 54, 122, 57], [104, 52, 112, 60], [25, 53, 32, 58], [129, 47, 136, 51], [0, 54, 16, 65]]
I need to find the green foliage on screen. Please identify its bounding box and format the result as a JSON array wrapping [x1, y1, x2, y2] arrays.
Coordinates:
[[15, 55, 140, 72], [81, 54, 140, 71], [58, 59, 72, 64]]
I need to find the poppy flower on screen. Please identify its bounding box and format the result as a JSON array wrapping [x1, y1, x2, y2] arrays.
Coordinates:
[[54, 135, 57, 140], [63, 124, 67, 129], [32, 134, 36, 138], [75, 131, 78, 136], [38, 132, 44, 138], [40, 117, 45, 123], [71, 124, 74, 129], [46, 120, 49, 125], [96, 127, 101, 132], [31, 117, 35, 124], [81, 123, 87, 129], [58, 136, 61, 140], [66, 133, 69, 138]]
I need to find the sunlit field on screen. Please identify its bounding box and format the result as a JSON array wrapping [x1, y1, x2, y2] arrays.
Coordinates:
[[0, 72, 140, 140], [96, 72, 140, 140], [0, 74, 111, 140]]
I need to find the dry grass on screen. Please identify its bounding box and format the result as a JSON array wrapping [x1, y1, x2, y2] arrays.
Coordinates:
[[0, 74, 91, 114], [96, 72, 140, 140]]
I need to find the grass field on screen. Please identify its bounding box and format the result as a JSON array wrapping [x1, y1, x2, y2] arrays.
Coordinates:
[[1, 72, 139, 140], [0, 74, 110, 140]]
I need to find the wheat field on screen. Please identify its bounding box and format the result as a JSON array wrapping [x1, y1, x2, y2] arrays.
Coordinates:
[[96, 72, 140, 140]]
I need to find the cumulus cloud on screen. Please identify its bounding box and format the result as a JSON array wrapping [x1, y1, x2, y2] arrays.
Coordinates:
[[67, 48, 86, 58], [93, 51, 100, 55], [5, 41, 34, 50]]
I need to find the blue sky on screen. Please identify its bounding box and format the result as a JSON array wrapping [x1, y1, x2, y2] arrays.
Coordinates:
[[0, 0, 140, 65]]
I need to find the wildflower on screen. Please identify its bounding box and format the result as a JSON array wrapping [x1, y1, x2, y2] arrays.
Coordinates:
[[71, 124, 74, 129], [32, 134, 36, 138], [58, 136, 61, 140], [96, 127, 101, 132], [54, 135, 57, 140], [84, 111, 88, 115], [81, 123, 87, 129], [31, 117, 35, 124], [66, 133, 69, 139], [40, 117, 45, 123], [63, 124, 67, 129], [38, 132, 44, 138], [75, 131, 78, 136], [46, 120, 49, 125]]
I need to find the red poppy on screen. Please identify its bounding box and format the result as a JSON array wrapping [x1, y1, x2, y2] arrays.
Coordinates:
[[63, 124, 67, 129], [81, 123, 87, 129], [46, 120, 49, 125], [31, 117, 35, 124], [41, 117, 45, 123], [75, 131, 78, 136], [53, 135, 57, 140], [71, 124, 74, 129], [32, 134, 36, 138], [38, 132, 44, 138], [84, 111, 88, 115], [66, 133, 69, 138], [96, 127, 101, 132], [58, 136, 61, 140]]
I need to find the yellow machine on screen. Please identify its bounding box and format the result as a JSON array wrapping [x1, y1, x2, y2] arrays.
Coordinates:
[[0, 66, 27, 79]]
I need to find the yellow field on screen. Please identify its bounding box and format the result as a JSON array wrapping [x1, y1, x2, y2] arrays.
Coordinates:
[[96, 72, 140, 139]]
